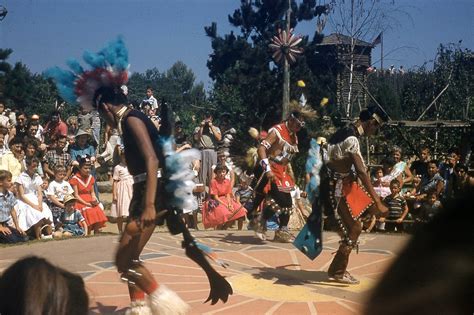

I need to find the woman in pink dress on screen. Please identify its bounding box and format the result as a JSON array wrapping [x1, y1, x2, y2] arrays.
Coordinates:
[[69, 155, 107, 235], [203, 164, 246, 229]]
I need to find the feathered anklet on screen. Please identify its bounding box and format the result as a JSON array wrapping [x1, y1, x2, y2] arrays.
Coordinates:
[[147, 285, 190, 315]]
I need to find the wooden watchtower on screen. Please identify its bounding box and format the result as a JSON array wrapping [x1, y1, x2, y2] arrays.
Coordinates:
[[317, 33, 373, 117]]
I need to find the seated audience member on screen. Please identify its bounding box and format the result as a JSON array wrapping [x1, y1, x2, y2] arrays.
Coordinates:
[[53, 194, 88, 238], [70, 129, 99, 198], [446, 164, 472, 199], [212, 150, 235, 188], [409, 146, 430, 178], [416, 160, 445, 200], [0, 136, 24, 181], [418, 190, 443, 223], [439, 147, 461, 195], [12, 111, 28, 140], [77, 105, 93, 132], [439, 147, 460, 181], [0, 132, 9, 164], [380, 179, 409, 232], [15, 157, 54, 240], [373, 166, 391, 198], [43, 111, 68, 146], [46, 166, 74, 226], [0, 170, 26, 244], [22, 138, 44, 177], [29, 114, 44, 142], [0, 256, 89, 315], [65, 133, 76, 153], [24, 121, 44, 153], [382, 156, 402, 185], [43, 135, 72, 179], [69, 155, 107, 235], [390, 146, 413, 187], [66, 116, 79, 137], [96, 126, 121, 180], [70, 129, 96, 166], [0, 102, 9, 127], [235, 173, 255, 225], [202, 164, 246, 230]]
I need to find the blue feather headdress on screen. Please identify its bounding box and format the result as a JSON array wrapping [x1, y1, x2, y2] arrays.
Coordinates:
[[45, 37, 129, 111]]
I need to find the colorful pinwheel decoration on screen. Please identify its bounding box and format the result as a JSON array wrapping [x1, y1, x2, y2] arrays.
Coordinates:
[[269, 28, 303, 64]]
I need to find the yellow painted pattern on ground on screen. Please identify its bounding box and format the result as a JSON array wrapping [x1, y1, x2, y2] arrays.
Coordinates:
[[337, 277, 376, 293], [229, 274, 336, 302]]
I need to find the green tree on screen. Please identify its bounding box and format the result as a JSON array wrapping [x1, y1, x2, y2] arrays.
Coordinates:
[[368, 43, 473, 158], [0, 48, 13, 102], [29, 74, 63, 118], [3, 62, 34, 110], [205, 0, 332, 131], [127, 62, 208, 137]]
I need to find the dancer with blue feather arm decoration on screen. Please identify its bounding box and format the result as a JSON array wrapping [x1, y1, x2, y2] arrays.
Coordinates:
[[295, 107, 389, 285], [304, 138, 324, 204], [293, 137, 325, 261], [46, 38, 232, 315]]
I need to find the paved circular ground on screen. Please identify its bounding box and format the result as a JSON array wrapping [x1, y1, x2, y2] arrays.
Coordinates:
[[0, 230, 409, 314]]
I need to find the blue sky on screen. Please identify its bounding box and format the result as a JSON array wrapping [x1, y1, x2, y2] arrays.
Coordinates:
[[1, 0, 472, 89]]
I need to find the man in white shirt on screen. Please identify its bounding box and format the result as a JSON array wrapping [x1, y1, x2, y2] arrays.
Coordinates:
[[141, 86, 159, 114], [30, 114, 44, 142]]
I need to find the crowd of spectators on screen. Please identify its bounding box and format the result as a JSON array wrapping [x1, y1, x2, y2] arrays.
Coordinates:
[[0, 91, 472, 243], [0, 99, 107, 243], [363, 145, 472, 233]]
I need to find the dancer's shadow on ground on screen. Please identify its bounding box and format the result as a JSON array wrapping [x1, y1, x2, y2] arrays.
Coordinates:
[[252, 265, 349, 288], [205, 232, 268, 245], [89, 303, 127, 315]]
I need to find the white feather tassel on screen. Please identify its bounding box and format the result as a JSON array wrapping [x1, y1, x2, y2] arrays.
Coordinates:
[[147, 285, 190, 315]]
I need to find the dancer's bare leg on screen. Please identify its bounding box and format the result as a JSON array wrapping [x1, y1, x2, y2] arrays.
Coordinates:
[[327, 201, 362, 282], [115, 222, 156, 292]]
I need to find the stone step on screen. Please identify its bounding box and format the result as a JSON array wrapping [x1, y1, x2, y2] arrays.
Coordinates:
[[97, 181, 112, 194], [98, 192, 112, 215]]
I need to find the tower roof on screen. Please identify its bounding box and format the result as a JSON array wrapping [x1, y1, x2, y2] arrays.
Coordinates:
[[318, 33, 373, 47]]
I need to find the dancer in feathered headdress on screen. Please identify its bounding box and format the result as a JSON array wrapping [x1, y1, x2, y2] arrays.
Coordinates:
[[249, 99, 317, 243], [46, 38, 232, 315]]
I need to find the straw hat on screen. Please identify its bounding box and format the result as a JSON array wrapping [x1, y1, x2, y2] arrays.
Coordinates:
[[63, 194, 77, 205], [75, 129, 91, 138]]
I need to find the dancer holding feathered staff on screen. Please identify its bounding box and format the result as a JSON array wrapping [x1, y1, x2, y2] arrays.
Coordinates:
[[47, 38, 232, 315], [250, 103, 316, 242]]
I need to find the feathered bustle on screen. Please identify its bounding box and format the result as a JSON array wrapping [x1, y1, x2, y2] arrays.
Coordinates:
[[305, 138, 323, 203], [158, 137, 200, 211]]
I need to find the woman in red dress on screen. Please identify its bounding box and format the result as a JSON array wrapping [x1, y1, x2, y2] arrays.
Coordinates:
[[69, 155, 107, 235], [203, 164, 246, 229]]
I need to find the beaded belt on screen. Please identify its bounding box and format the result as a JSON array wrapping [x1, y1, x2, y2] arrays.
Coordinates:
[[133, 169, 162, 183]]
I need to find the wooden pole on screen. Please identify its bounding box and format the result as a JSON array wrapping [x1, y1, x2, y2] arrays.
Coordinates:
[[282, 0, 291, 120], [380, 32, 383, 71]]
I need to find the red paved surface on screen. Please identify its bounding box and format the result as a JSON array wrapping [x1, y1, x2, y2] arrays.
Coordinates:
[[0, 230, 409, 314]]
